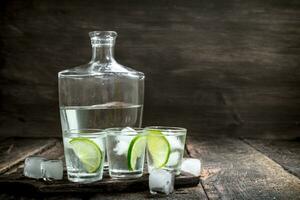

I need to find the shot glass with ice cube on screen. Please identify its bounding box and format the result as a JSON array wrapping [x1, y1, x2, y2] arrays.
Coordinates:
[[63, 129, 106, 183], [106, 127, 147, 179], [145, 126, 187, 175]]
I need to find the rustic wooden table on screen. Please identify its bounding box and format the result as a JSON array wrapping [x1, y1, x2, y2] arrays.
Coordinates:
[[0, 136, 299, 199]]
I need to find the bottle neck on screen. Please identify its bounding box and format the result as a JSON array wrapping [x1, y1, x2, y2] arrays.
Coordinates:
[[91, 45, 115, 63]]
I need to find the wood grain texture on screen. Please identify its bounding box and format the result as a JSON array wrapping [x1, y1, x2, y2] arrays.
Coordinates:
[[1, 0, 300, 138], [244, 138, 300, 178], [0, 187, 207, 200], [88, 187, 207, 200], [1, 137, 300, 199], [5, 140, 64, 174], [0, 138, 57, 174], [187, 136, 300, 199]]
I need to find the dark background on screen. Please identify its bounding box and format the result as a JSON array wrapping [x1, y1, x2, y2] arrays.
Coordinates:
[[1, 0, 300, 138]]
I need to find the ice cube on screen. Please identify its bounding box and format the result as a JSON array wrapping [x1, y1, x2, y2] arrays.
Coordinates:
[[167, 151, 181, 166], [66, 148, 84, 169], [181, 158, 201, 176], [41, 159, 63, 180], [121, 127, 137, 135], [113, 138, 130, 156], [149, 169, 175, 195], [23, 156, 46, 179], [165, 135, 183, 150], [113, 127, 137, 155]]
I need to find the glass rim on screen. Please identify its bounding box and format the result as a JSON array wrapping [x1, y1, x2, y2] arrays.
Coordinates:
[[58, 70, 145, 78], [89, 31, 117, 38], [105, 127, 144, 136], [144, 126, 187, 132], [144, 126, 187, 136]]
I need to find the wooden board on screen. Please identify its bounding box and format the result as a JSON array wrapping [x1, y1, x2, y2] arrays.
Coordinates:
[[0, 187, 207, 200], [244, 138, 300, 178], [1, 0, 300, 138], [0, 170, 199, 194], [76, 187, 207, 200], [0, 138, 200, 196], [186, 136, 300, 199]]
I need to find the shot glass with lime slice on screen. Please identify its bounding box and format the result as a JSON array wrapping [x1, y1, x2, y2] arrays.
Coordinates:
[[145, 126, 187, 175], [63, 129, 106, 183], [106, 127, 147, 179]]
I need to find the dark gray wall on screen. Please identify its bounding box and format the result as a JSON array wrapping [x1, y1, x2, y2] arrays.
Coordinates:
[[1, 0, 300, 138]]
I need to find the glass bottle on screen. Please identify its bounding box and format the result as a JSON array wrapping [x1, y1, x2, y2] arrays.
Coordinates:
[[58, 31, 145, 132]]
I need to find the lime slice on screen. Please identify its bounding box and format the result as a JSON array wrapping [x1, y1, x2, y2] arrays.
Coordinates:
[[127, 135, 146, 171], [69, 138, 102, 173], [147, 130, 171, 168]]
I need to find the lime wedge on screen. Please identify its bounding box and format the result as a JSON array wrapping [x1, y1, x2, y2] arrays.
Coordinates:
[[147, 130, 171, 168], [127, 135, 146, 171], [69, 138, 102, 173]]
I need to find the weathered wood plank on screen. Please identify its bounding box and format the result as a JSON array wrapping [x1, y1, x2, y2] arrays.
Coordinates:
[[1, 0, 300, 138], [244, 138, 300, 178], [0, 138, 57, 174], [37, 140, 64, 160], [187, 136, 300, 199], [0, 186, 207, 200], [5, 140, 64, 175], [88, 187, 207, 200], [143, 106, 300, 139]]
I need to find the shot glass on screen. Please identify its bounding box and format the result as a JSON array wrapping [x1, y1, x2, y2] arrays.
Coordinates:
[[63, 129, 106, 183], [106, 127, 147, 179], [145, 126, 187, 175]]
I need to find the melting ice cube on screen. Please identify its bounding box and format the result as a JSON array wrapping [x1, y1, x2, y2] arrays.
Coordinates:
[[41, 159, 63, 180], [66, 148, 84, 170], [24, 156, 64, 180], [167, 151, 181, 166], [165, 135, 183, 150], [121, 127, 137, 134], [23, 156, 46, 179], [149, 169, 175, 195], [181, 158, 201, 176], [113, 127, 137, 156]]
